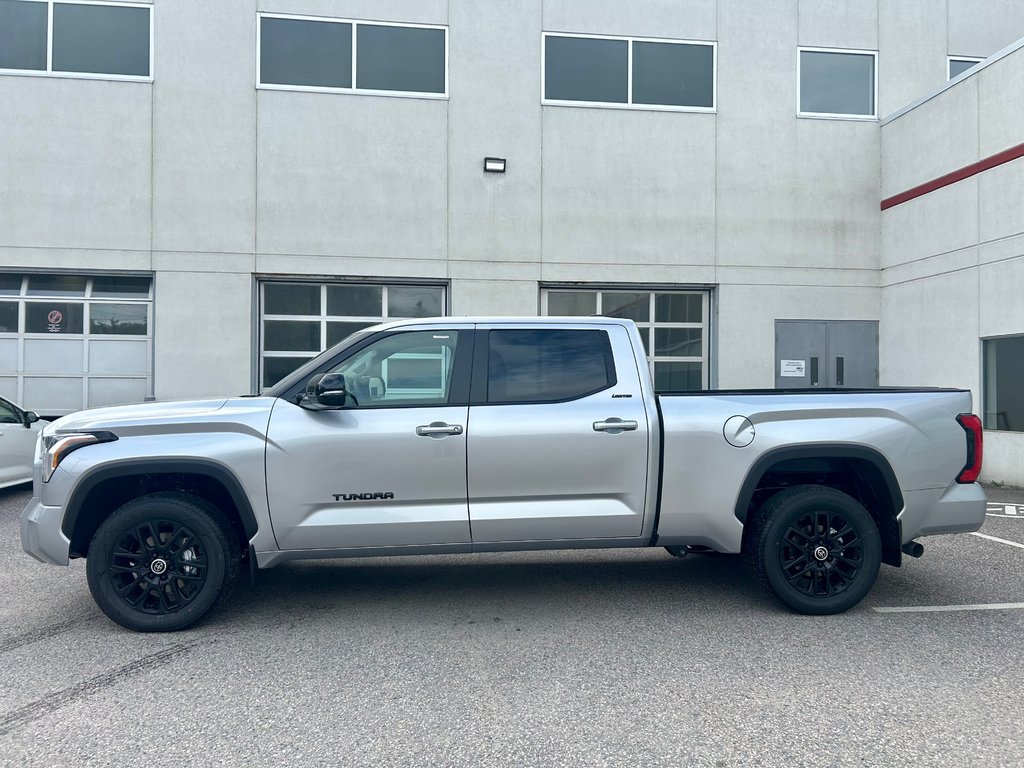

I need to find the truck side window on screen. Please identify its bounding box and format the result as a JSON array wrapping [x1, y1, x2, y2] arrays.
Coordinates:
[[487, 329, 616, 404], [327, 330, 459, 407]]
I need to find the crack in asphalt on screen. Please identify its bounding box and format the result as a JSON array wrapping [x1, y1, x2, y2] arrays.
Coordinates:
[[0, 641, 198, 737]]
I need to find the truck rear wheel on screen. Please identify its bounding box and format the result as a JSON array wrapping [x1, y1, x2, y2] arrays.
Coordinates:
[[85, 492, 239, 632], [748, 485, 881, 615]]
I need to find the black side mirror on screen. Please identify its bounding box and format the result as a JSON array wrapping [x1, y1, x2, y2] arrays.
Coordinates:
[[301, 373, 352, 410], [23, 411, 40, 428]]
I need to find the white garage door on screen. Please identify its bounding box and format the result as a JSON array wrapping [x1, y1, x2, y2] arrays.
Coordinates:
[[0, 273, 153, 416]]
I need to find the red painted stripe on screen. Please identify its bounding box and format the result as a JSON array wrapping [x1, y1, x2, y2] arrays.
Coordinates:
[[881, 140, 1024, 211]]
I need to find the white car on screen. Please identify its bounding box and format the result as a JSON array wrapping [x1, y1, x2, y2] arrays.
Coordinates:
[[0, 396, 43, 489]]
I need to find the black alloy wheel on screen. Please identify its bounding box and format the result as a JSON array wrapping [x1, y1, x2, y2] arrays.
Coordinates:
[[87, 493, 239, 632], [748, 485, 881, 615]]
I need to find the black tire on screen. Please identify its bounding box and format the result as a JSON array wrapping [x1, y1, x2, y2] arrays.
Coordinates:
[[747, 485, 881, 615], [86, 492, 240, 632]]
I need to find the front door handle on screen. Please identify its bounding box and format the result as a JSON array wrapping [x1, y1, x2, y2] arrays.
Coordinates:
[[416, 422, 464, 437], [593, 418, 638, 434]]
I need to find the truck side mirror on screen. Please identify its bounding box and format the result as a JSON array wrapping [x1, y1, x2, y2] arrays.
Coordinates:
[[301, 373, 351, 410], [23, 411, 40, 428]]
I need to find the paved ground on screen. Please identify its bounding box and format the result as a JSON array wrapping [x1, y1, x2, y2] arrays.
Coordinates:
[[2, 483, 1023, 767]]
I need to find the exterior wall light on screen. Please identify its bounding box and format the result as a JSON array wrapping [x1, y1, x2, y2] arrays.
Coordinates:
[[483, 157, 507, 173]]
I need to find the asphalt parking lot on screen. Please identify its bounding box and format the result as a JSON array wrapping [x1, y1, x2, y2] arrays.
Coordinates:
[[2, 484, 1023, 767]]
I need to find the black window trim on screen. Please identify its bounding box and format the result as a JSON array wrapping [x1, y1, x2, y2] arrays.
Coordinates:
[[470, 327, 618, 406], [256, 11, 449, 100]]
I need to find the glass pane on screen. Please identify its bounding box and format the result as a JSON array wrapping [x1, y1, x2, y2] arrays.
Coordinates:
[[0, 274, 23, 295], [356, 24, 446, 94], [654, 328, 702, 357], [655, 293, 702, 323], [52, 2, 150, 77], [25, 302, 84, 334], [264, 283, 320, 316], [0, 397, 18, 423], [260, 16, 352, 89], [488, 329, 613, 404], [327, 321, 375, 347], [27, 275, 87, 296], [603, 292, 649, 322], [545, 35, 628, 103], [800, 50, 875, 116], [326, 285, 382, 317], [90, 303, 147, 335], [388, 286, 443, 318], [654, 361, 703, 391], [91, 276, 151, 298], [0, 0, 47, 71], [329, 330, 459, 406], [263, 320, 320, 352], [0, 301, 17, 332], [949, 59, 979, 79], [263, 356, 312, 388], [546, 291, 596, 316], [983, 336, 1024, 431], [633, 41, 714, 108]]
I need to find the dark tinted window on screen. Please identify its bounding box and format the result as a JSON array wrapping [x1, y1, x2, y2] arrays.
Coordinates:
[[356, 24, 445, 94], [487, 329, 615, 404], [26, 302, 84, 334], [327, 285, 382, 317], [0, 301, 18, 332], [91, 276, 151, 297], [633, 41, 713, 108], [52, 2, 150, 77], [26, 275, 87, 296], [983, 335, 1024, 432], [0, 0, 47, 71], [799, 50, 875, 116], [949, 58, 980, 79], [90, 303, 147, 335], [260, 17, 352, 89], [0, 274, 23, 295], [264, 283, 320, 316], [545, 35, 627, 103]]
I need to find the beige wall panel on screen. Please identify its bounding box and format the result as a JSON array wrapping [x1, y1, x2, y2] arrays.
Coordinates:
[[948, 0, 1024, 58], [798, 0, 877, 50], [977, 51, 1024, 157], [449, 279, 538, 316], [979, 257, 1024, 338], [257, 1, 446, 24], [542, 0, 716, 40], [881, 180, 979, 268], [878, 0, 947, 117]]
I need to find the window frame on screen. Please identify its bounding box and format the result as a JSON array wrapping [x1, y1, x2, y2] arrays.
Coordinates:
[[0, 0, 153, 82], [982, 333, 1024, 433], [539, 287, 712, 391], [948, 55, 984, 80], [256, 12, 449, 100], [797, 45, 878, 121], [541, 31, 717, 113]]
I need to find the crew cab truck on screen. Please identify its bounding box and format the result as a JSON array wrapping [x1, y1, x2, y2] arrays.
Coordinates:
[[21, 317, 987, 631]]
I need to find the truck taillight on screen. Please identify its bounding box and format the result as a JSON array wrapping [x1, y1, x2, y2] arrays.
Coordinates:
[[955, 414, 983, 484]]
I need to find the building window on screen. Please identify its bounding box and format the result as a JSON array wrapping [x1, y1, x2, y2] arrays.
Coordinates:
[[259, 280, 447, 388], [540, 288, 710, 391], [0, 272, 153, 415], [0, 0, 152, 80], [258, 14, 448, 98], [543, 33, 716, 112], [983, 335, 1024, 432], [948, 56, 983, 80], [798, 47, 876, 119]]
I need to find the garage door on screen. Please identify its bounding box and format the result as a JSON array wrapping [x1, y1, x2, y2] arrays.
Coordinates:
[[0, 273, 153, 417]]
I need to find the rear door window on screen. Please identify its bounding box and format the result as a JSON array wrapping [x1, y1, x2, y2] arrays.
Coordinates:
[[486, 329, 615, 404]]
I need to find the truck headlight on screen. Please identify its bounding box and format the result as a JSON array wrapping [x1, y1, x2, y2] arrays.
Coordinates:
[[41, 432, 117, 482]]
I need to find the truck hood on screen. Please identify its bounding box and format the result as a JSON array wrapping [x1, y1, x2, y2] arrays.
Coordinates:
[[46, 397, 276, 435]]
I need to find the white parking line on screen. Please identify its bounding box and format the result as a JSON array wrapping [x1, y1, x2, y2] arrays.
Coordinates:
[[873, 602, 1024, 614], [986, 502, 1024, 519], [971, 532, 1024, 549]]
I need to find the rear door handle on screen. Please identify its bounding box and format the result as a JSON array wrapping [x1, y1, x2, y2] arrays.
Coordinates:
[[593, 418, 638, 433], [416, 422, 463, 437]]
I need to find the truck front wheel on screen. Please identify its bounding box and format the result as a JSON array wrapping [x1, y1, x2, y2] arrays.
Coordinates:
[[748, 485, 881, 615], [85, 492, 240, 632]]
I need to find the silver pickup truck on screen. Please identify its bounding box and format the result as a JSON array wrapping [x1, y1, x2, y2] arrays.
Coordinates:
[[21, 317, 986, 631]]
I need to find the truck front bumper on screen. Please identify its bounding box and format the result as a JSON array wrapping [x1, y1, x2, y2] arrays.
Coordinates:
[[899, 482, 987, 543], [21, 497, 71, 566]]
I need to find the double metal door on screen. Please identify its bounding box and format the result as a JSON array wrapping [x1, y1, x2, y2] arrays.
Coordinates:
[[775, 320, 878, 388]]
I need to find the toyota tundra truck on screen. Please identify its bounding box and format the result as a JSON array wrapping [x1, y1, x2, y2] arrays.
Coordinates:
[[21, 317, 987, 631]]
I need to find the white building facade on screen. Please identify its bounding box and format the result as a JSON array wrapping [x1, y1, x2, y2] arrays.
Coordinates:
[[1, 0, 1023, 483]]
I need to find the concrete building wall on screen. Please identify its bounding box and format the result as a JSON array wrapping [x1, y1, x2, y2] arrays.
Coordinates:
[[881, 41, 1024, 485]]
